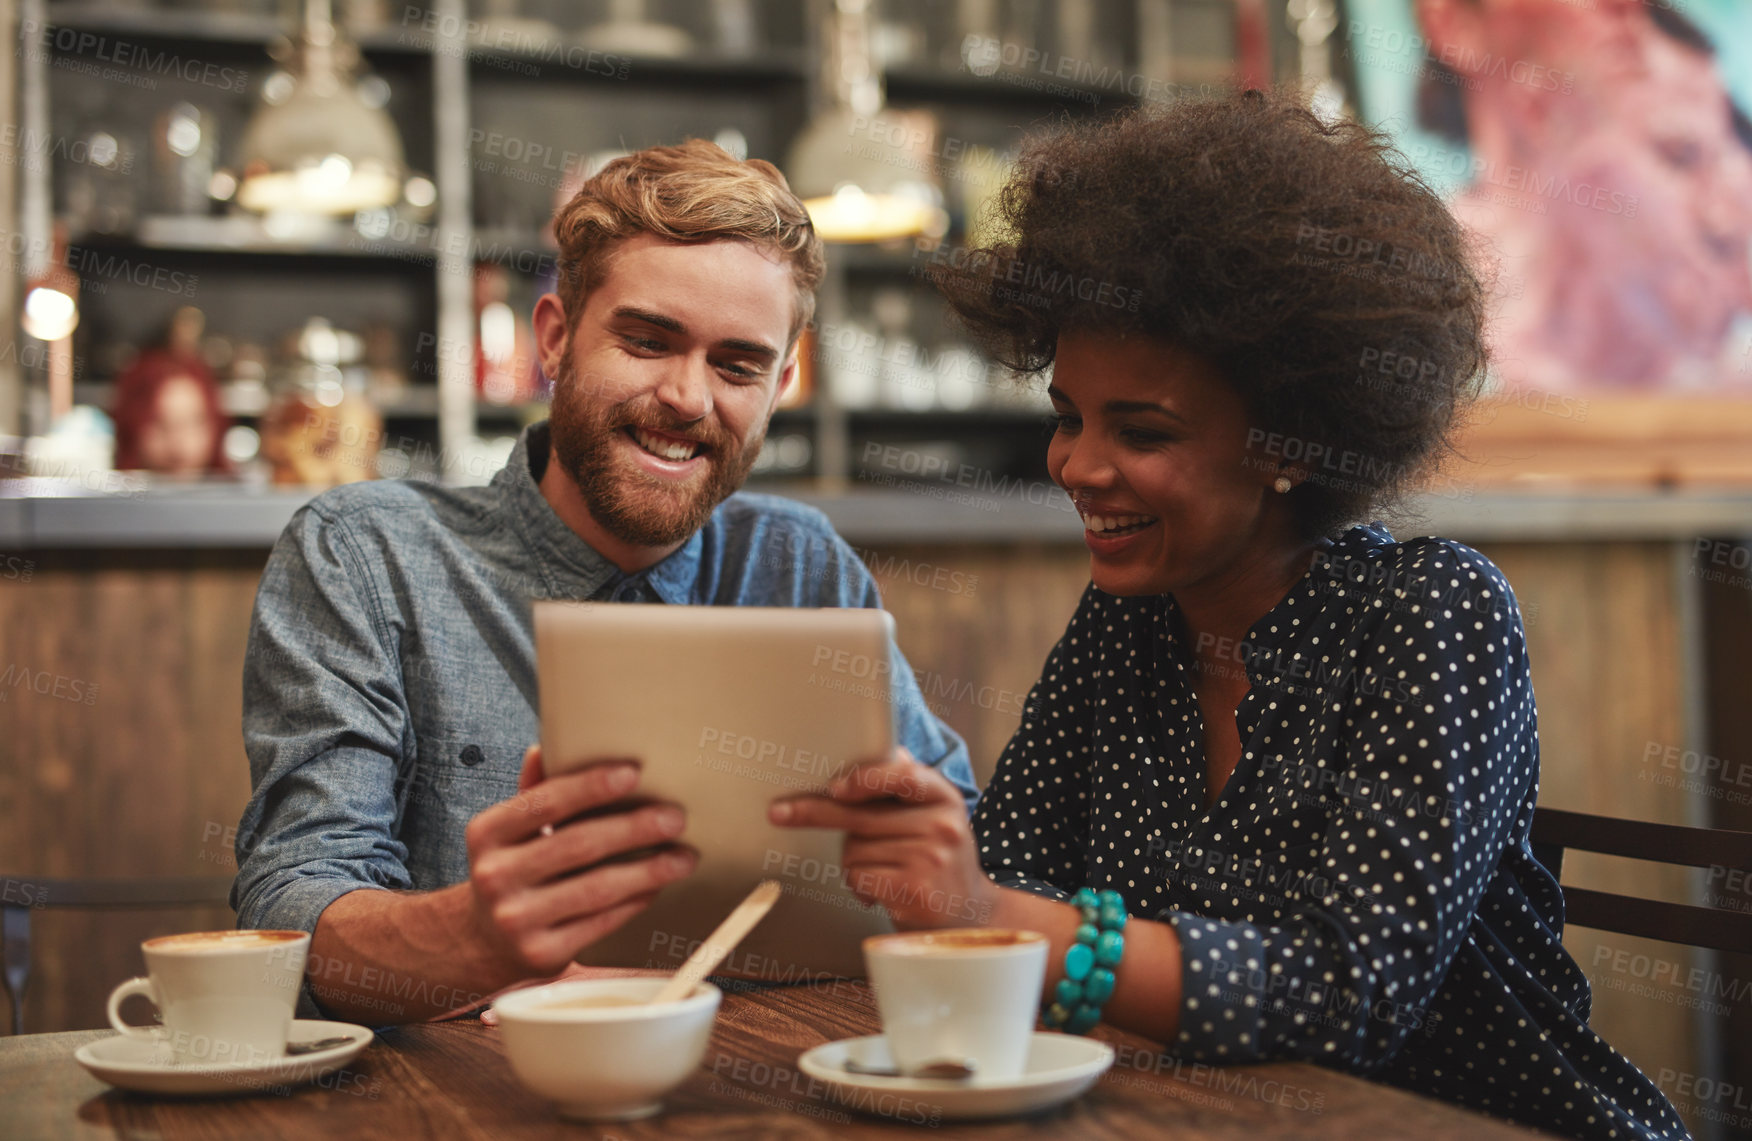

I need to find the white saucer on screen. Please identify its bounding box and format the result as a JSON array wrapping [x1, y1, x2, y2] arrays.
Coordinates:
[[797, 1032, 1113, 1120], [74, 1019, 374, 1096]]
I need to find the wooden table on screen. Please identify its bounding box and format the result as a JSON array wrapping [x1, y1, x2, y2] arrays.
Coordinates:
[[1, 981, 1551, 1139]]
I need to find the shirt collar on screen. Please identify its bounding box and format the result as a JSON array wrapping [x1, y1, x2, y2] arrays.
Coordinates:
[[493, 421, 703, 604], [642, 527, 704, 604], [1155, 525, 1385, 676]]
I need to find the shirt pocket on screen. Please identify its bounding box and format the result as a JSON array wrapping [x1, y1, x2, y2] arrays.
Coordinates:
[[395, 733, 524, 832]]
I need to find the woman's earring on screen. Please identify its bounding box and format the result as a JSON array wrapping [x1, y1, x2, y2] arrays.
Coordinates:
[[1274, 476, 1293, 494]]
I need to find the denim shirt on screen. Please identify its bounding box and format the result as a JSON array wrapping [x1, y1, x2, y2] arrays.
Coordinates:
[[233, 422, 977, 970]]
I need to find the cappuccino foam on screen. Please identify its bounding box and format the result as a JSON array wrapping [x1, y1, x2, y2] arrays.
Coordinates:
[[866, 929, 1046, 954], [538, 995, 646, 1012], [146, 930, 305, 954]]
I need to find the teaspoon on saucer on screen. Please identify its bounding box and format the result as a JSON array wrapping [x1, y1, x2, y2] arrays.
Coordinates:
[[285, 1036, 356, 1056], [843, 1056, 976, 1081]]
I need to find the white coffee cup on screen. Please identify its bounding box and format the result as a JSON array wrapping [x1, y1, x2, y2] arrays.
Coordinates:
[[106, 929, 309, 1067], [863, 928, 1049, 1082]]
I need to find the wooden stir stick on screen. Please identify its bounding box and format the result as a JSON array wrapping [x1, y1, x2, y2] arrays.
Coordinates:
[[650, 880, 784, 1005]]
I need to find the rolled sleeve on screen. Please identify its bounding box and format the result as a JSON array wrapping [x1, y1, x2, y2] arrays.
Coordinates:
[[234, 502, 414, 948], [1164, 914, 1271, 1058]]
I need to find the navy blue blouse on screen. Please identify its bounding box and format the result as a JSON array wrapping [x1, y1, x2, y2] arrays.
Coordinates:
[[974, 522, 1688, 1140]]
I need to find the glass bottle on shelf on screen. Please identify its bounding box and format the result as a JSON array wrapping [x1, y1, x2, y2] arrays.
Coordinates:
[[474, 0, 560, 49], [825, 317, 881, 411], [259, 317, 384, 488], [873, 0, 926, 69], [950, 0, 1001, 73], [903, 0, 961, 74], [1056, 0, 1130, 78], [151, 102, 219, 217], [872, 288, 933, 411], [220, 339, 272, 419], [577, 0, 692, 58], [1001, 0, 1045, 68], [61, 126, 139, 236], [710, 0, 759, 56], [474, 263, 540, 405], [1056, 0, 1096, 68], [362, 321, 409, 410], [934, 344, 985, 411], [340, 0, 391, 34]]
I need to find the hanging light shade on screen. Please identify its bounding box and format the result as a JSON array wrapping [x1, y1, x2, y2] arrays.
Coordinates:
[[787, 106, 948, 243], [785, 0, 947, 243], [236, 0, 404, 215]]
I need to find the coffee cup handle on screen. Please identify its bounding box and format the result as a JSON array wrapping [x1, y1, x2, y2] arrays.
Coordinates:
[[107, 977, 162, 1041]]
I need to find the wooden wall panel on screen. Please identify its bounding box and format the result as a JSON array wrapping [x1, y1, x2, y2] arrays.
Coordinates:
[[1699, 567, 1752, 1141], [0, 550, 262, 1034], [0, 536, 1728, 1139], [861, 543, 1092, 788], [1477, 541, 1705, 1136]]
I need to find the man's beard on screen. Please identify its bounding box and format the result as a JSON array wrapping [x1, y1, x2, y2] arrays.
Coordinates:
[[547, 351, 767, 548]]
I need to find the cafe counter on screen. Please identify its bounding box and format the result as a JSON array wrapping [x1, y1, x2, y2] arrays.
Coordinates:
[[3, 479, 1752, 546]]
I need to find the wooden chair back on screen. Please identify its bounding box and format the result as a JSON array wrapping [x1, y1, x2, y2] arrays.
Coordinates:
[[1, 876, 234, 1036], [1529, 808, 1752, 954]]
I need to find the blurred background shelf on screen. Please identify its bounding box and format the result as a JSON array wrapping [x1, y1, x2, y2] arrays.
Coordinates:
[[882, 62, 1137, 107], [17, 0, 1268, 487], [45, 2, 320, 49], [464, 44, 811, 83], [114, 214, 437, 257]]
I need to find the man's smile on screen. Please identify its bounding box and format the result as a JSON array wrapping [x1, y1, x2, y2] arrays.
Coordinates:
[[627, 426, 704, 463]]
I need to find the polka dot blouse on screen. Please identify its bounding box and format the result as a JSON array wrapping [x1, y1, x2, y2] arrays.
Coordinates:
[[974, 523, 1689, 1140]]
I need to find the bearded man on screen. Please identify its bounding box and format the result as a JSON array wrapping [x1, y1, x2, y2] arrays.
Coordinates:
[[233, 140, 976, 1025]]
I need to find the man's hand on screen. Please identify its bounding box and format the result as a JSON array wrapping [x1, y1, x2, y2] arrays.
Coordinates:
[[463, 745, 697, 977], [768, 750, 997, 930]]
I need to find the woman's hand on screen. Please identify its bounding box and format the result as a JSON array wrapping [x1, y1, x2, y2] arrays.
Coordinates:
[[768, 750, 998, 930]]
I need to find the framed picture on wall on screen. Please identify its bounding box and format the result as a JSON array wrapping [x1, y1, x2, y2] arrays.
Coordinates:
[[1335, 0, 1752, 485]]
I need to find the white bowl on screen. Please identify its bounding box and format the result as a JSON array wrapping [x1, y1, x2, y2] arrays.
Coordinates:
[[492, 977, 721, 1121]]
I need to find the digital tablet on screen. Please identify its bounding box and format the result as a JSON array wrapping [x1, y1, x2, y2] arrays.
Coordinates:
[[534, 601, 898, 981]]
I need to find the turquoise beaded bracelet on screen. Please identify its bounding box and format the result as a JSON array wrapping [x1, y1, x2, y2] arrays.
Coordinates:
[[1042, 888, 1127, 1034]]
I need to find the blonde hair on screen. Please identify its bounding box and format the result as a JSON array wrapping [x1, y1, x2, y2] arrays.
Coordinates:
[[551, 139, 826, 345]]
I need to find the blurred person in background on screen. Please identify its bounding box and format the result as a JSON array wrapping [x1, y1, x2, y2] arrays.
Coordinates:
[[111, 327, 231, 478], [1417, 0, 1752, 390]]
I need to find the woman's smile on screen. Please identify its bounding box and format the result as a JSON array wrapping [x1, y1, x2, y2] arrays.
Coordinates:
[[1075, 505, 1161, 556]]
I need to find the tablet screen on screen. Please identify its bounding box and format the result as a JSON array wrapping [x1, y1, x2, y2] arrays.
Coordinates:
[[536, 602, 898, 979]]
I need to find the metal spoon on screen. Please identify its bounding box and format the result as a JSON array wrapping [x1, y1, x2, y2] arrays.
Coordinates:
[[285, 1036, 356, 1056], [843, 1056, 976, 1081]]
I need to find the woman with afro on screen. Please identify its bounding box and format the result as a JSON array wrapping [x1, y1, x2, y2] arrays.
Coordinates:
[[774, 89, 1688, 1140]]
